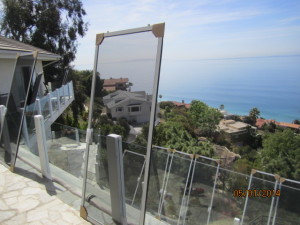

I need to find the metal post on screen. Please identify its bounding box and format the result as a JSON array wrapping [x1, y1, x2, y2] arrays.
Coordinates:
[[140, 35, 164, 225], [182, 157, 197, 225], [34, 115, 52, 180], [158, 151, 175, 217], [241, 173, 254, 224], [267, 179, 278, 225], [271, 182, 282, 225], [207, 163, 220, 225], [106, 134, 127, 225], [158, 151, 171, 215], [177, 156, 194, 225]]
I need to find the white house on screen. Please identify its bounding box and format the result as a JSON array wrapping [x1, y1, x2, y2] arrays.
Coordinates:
[[0, 35, 61, 103], [103, 90, 152, 124], [0, 36, 74, 165]]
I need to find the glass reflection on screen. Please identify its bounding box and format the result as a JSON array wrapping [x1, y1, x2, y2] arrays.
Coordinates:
[[0, 54, 37, 166]]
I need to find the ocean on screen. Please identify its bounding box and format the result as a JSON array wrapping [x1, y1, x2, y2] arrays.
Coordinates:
[[158, 55, 300, 123]]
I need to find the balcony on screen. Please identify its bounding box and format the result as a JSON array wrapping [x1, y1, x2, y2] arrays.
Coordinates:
[[1, 120, 299, 225]]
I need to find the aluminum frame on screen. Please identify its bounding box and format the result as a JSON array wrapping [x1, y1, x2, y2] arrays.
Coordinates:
[[81, 23, 165, 225], [2, 52, 38, 170]]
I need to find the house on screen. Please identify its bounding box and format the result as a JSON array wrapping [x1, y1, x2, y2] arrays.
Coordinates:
[[103, 90, 152, 123], [256, 118, 300, 130], [0, 35, 61, 104], [0, 36, 74, 165], [218, 119, 256, 145], [103, 77, 129, 92]]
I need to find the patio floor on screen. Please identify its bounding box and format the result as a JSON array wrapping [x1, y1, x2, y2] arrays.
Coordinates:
[[0, 163, 91, 225]]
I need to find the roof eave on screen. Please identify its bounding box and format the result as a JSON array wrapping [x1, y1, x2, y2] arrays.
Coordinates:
[[0, 49, 61, 61]]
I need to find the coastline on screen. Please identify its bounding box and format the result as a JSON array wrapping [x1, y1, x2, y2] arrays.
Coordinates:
[[158, 97, 299, 124]]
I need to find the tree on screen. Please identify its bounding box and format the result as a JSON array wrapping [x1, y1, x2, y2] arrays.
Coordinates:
[[220, 104, 224, 110], [259, 129, 300, 180], [293, 119, 300, 125], [249, 107, 260, 119], [189, 100, 222, 137], [0, 0, 88, 82]]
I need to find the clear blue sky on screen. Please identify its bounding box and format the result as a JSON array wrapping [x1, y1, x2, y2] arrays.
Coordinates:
[[73, 0, 300, 70]]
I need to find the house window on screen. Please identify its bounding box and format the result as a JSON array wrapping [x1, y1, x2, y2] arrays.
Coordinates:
[[128, 105, 141, 112], [116, 107, 123, 112]]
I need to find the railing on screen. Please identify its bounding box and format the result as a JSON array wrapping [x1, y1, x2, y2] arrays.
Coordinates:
[[11, 121, 300, 225]]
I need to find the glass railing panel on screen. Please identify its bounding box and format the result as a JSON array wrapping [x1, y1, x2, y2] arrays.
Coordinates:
[[150, 150, 194, 223], [47, 123, 85, 178], [83, 133, 115, 224], [273, 180, 300, 224], [50, 90, 59, 112], [146, 147, 173, 218], [39, 96, 50, 119], [24, 101, 38, 138], [241, 171, 277, 225], [182, 157, 218, 225], [122, 146, 146, 212], [209, 167, 249, 224], [63, 84, 70, 101], [58, 86, 65, 105]]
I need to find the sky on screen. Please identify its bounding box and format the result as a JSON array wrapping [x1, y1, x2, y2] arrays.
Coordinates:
[[73, 0, 300, 70]]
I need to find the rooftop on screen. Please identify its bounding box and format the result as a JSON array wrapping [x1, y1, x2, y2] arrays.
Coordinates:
[[0, 35, 60, 60]]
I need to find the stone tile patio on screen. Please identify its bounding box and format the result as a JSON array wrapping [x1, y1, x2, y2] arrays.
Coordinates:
[[0, 163, 91, 225]]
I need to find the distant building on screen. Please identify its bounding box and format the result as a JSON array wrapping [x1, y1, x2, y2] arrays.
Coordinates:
[[171, 101, 191, 109], [103, 78, 129, 92], [218, 119, 256, 145], [103, 90, 152, 124], [256, 118, 300, 130]]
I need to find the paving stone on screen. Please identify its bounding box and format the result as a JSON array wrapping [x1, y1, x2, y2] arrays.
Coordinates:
[[2, 212, 26, 225], [21, 187, 42, 195], [0, 210, 16, 223], [6, 181, 27, 191], [0, 163, 91, 225], [0, 199, 9, 210], [27, 209, 48, 222], [11, 197, 40, 213], [4, 196, 18, 205]]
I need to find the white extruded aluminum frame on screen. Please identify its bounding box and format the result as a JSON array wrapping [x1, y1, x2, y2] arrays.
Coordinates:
[[81, 23, 165, 225]]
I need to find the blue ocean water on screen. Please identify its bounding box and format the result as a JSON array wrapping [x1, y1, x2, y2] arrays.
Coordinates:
[[158, 55, 300, 123]]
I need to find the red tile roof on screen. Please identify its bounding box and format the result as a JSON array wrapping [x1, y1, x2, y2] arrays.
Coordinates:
[[172, 101, 191, 108], [256, 119, 300, 129], [103, 78, 129, 86]]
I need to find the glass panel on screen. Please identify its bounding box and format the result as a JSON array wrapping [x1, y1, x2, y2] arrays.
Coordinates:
[[64, 84, 70, 100], [242, 171, 277, 225], [122, 147, 146, 210], [144, 147, 170, 217], [39, 96, 50, 119], [59, 86, 65, 105], [155, 151, 193, 222], [50, 90, 59, 112], [82, 28, 159, 224], [0, 54, 36, 166], [210, 168, 249, 224], [274, 180, 300, 224], [184, 157, 218, 225]]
